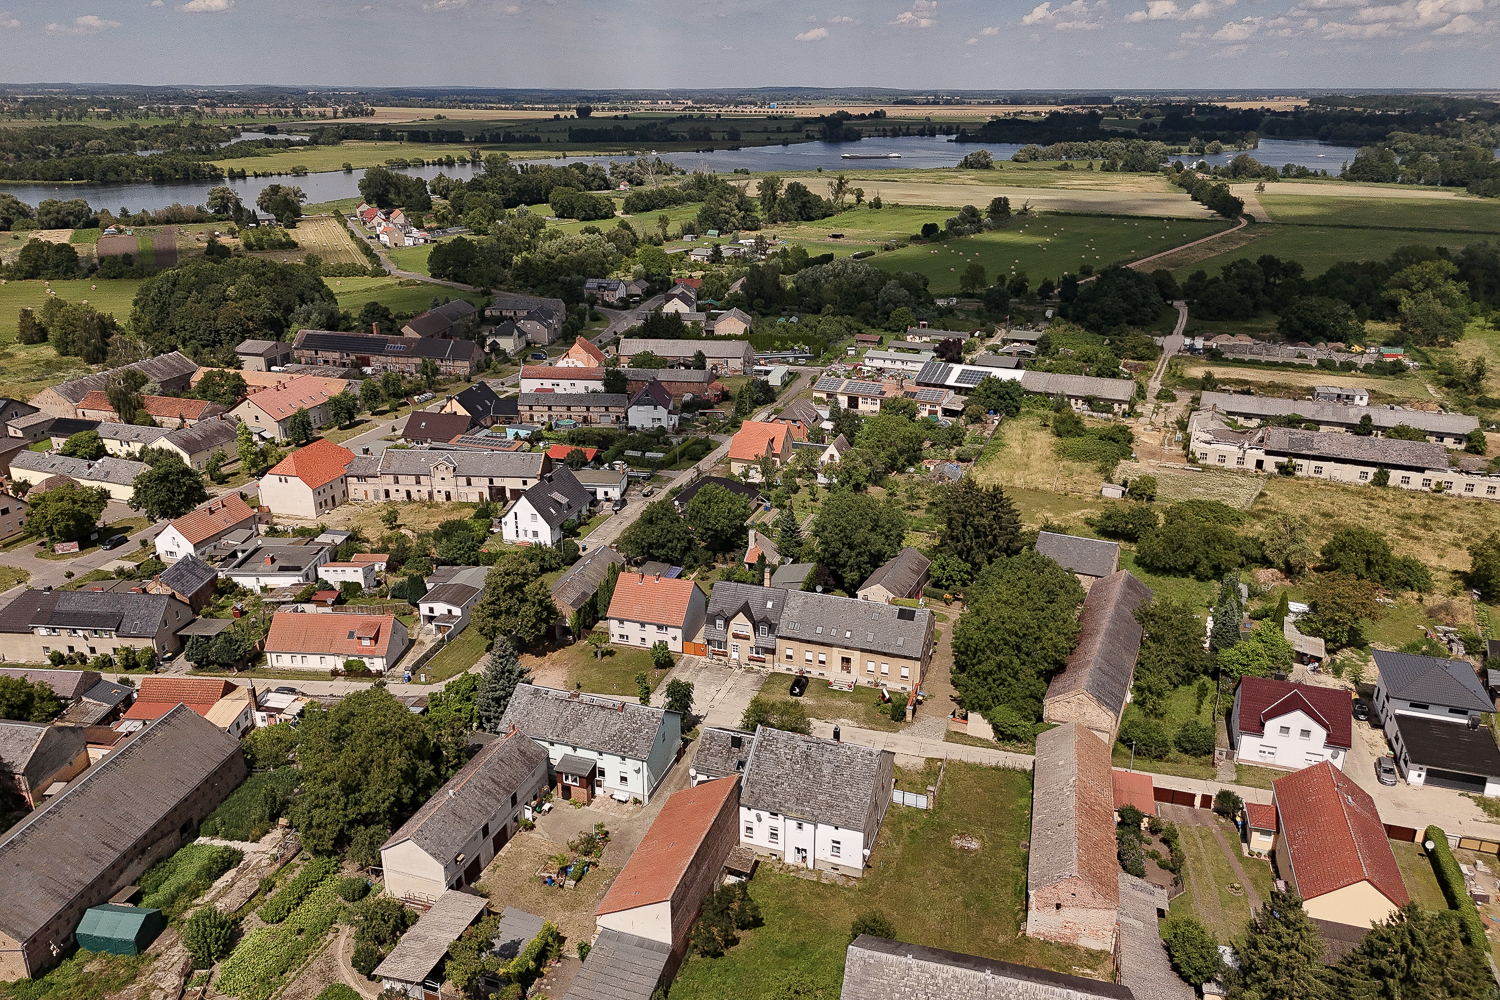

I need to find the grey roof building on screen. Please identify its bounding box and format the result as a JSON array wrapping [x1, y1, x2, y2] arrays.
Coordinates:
[[518, 391, 628, 409], [1019, 370, 1137, 406], [160, 418, 240, 462], [1042, 570, 1152, 744], [770, 562, 814, 590], [0, 721, 88, 804], [6, 589, 190, 642], [1200, 391, 1478, 442], [87, 422, 171, 449], [58, 678, 135, 727], [0, 705, 245, 980], [34, 352, 198, 411], [372, 889, 490, 990], [0, 667, 102, 702], [840, 935, 1134, 1000], [513, 466, 594, 531], [1265, 427, 1453, 470], [550, 548, 624, 621], [348, 448, 547, 481], [690, 727, 755, 785], [672, 475, 763, 514], [9, 451, 148, 488], [740, 725, 895, 841], [779, 589, 934, 662], [561, 929, 672, 1000], [158, 553, 219, 604], [704, 580, 788, 654], [447, 382, 516, 424], [1036, 531, 1121, 582], [857, 546, 931, 603], [1117, 874, 1196, 1000], [498, 684, 677, 767], [1372, 650, 1492, 713]]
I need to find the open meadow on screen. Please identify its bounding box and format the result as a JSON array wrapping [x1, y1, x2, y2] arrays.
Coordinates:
[[326, 275, 487, 314]]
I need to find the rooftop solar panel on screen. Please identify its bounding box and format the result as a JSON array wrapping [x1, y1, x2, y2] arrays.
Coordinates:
[[814, 376, 844, 392], [954, 369, 986, 386], [915, 387, 946, 402], [845, 380, 884, 395]]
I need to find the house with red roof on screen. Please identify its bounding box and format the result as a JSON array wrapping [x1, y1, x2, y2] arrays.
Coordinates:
[[1229, 676, 1353, 772], [607, 571, 706, 654], [1244, 801, 1278, 856], [727, 422, 793, 482], [1111, 768, 1156, 820], [230, 375, 340, 442], [76, 392, 226, 429], [120, 677, 255, 738], [558, 335, 608, 368], [154, 494, 260, 563], [264, 611, 409, 674], [258, 438, 354, 519], [544, 444, 598, 465], [1272, 761, 1408, 928]]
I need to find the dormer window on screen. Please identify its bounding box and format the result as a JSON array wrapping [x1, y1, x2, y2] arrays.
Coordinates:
[[716, 618, 724, 631]]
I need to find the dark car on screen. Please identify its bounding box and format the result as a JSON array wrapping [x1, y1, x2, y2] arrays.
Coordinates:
[[100, 534, 128, 550], [273, 686, 300, 696], [1376, 756, 1399, 786], [789, 674, 810, 697], [529, 352, 547, 360], [1352, 698, 1370, 722]]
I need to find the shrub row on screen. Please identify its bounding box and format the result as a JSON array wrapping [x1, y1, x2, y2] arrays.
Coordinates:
[[199, 767, 299, 843], [257, 856, 339, 924], [219, 872, 345, 1000], [502, 921, 562, 993], [140, 844, 243, 917], [1424, 825, 1487, 950]]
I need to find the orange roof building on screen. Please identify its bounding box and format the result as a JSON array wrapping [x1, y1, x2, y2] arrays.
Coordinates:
[[155, 494, 260, 562], [606, 572, 707, 654], [120, 677, 254, 737], [76, 391, 226, 428], [264, 611, 410, 674], [560, 335, 608, 368], [594, 776, 740, 954], [727, 422, 793, 481], [259, 438, 354, 519], [545, 444, 599, 463], [230, 375, 341, 443], [1111, 769, 1156, 818]]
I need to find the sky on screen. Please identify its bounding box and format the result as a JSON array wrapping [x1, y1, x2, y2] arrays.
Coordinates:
[[0, 0, 1494, 91]]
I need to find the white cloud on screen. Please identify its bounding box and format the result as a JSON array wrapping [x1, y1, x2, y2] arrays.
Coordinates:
[[827, 14, 859, 22], [1434, 11, 1481, 30], [177, 0, 232, 11], [1321, 18, 1396, 34], [47, 14, 121, 33], [150, 1, 164, 6], [966, 34, 978, 41], [503, 4, 519, 11], [795, 25, 829, 39], [1022, 0, 1107, 29], [421, 0, 466, 9], [1213, 15, 1261, 38], [1309, 0, 1487, 38], [1127, 0, 1234, 20], [892, 0, 937, 28], [0, 11, 17, 27]]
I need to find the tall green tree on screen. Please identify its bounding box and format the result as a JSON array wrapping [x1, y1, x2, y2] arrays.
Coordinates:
[[1230, 891, 1333, 1000], [1303, 573, 1381, 650], [1132, 598, 1212, 716], [471, 554, 556, 648], [129, 458, 209, 521], [686, 483, 753, 555], [26, 482, 110, 543], [811, 489, 908, 594], [664, 679, 694, 718], [619, 499, 696, 566], [854, 413, 927, 475], [774, 503, 802, 558], [1319, 526, 1432, 592], [360, 377, 384, 413], [1334, 903, 1491, 1000], [196, 369, 248, 408], [1161, 915, 1223, 988], [933, 478, 1022, 574], [59, 430, 105, 460], [1217, 619, 1295, 681], [327, 391, 358, 428], [1466, 533, 1500, 603], [1210, 573, 1244, 652], [0, 676, 64, 722], [475, 638, 530, 733], [286, 407, 315, 445]]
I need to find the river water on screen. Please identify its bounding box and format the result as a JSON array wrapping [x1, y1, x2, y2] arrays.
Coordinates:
[[0, 135, 1393, 215]]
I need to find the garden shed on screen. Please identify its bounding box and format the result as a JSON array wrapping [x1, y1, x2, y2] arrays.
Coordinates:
[[74, 904, 165, 956]]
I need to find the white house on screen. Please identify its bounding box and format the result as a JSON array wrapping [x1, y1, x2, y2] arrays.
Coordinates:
[[573, 468, 628, 504], [316, 561, 378, 593], [1229, 676, 1353, 772], [1373, 650, 1500, 795], [155, 495, 260, 563], [497, 684, 682, 804], [501, 467, 594, 547], [606, 572, 707, 655], [738, 725, 895, 878], [214, 538, 334, 591], [263, 611, 409, 674], [257, 439, 353, 520], [418, 582, 482, 637], [627, 380, 678, 431]]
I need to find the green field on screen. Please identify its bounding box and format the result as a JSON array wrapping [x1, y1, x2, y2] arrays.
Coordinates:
[[210, 140, 479, 175], [387, 242, 440, 275], [1258, 193, 1500, 233], [875, 213, 1232, 293], [1172, 223, 1482, 280], [0, 279, 143, 339], [328, 276, 487, 314]]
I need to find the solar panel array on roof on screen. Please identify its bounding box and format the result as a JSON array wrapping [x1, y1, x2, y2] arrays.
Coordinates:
[[914, 387, 946, 402], [813, 376, 844, 392], [845, 380, 884, 395], [954, 368, 987, 386]]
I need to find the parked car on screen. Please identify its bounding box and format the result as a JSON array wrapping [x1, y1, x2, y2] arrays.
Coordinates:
[[100, 534, 128, 550], [1352, 698, 1370, 722], [1376, 756, 1399, 786], [529, 352, 547, 360], [789, 674, 809, 697], [641, 487, 656, 498]]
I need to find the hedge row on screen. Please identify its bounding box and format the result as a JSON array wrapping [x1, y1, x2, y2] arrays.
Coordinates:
[[258, 856, 339, 924], [1424, 825, 1487, 950]]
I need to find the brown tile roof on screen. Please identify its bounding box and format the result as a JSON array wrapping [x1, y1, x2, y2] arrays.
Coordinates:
[[1245, 801, 1278, 832], [265, 438, 354, 490], [1111, 769, 1156, 815], [1044, 570, 1151, 722], [728, 422, 791, 463], [567, 336, 608, 366], [167, 495, 258, 547], [78, 392, 225, 423], [122, 677, 238, 721], [1028, 722, 1120, 907], [265, 611, 399, 658], [1235, 676, 1353, 750], [243, 375, 339, 420], [1273, 761, 1408, 907], [595, 777, 738, 916], [607, 572, 701, 628]]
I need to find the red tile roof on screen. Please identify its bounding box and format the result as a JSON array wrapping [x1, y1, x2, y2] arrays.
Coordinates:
[[243, 375, 339, 421], [78, 392, 224, 422], [1273, 761, 1408, 907], [167, 495, 258, 546], [265, 611, 399, 658], [1111, 769, 1156, 816], [350, 554, 389, 564], [1245, 802, 1278, 832], [545, 445, 598, 462], [1236, 676, 1353, 750], [566, 336, 608, 366], [122, 677, 238, 722], [521, 365, 604, 381], [265, 438, 354, 490], [728, 422, 792, 463], [595, 776, 738, 916], [607, 572, 701, 628]]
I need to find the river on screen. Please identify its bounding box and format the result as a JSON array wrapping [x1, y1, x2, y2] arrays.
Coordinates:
[[0, 135, 1403, 215]]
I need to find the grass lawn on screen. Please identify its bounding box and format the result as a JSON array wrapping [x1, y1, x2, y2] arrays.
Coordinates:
[[209, 140, 479, 175], [1117, 551, 1218, 615], [1257, 193, 1500, 234], [1233, 764, 1285, 790], [972, 412, 1106, 498], [670, 763, 1111, 1000], [327, 275, 488, 315], [414, 624, 490, 683], [1169, 820, 1264, 942], [67, 228, 103, 245], [1390, 841, 1449, 911], [37, 518, 150, 561], [876, 213, 1233, 294], [0, 564, 29, 591], [1112, 744, 1216, 780], [775, 676, 905, 733], [387, 242, 436, 275], [1170, 223, 1482, 281], [530, 642, 666, 700]]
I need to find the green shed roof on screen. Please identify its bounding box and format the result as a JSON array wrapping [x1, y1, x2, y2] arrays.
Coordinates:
[[76, 904, 165, 956]]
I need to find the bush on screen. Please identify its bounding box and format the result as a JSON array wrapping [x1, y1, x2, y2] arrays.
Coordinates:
[[258, 856, 339, 924], [1425, 826, 1487, 950], [183, 907, 236, 969], [1093, 504, 1158, 541], [351, 941, 381, 979], [1117, 827, 1147, 877], [1174, 718, 1217, 757], [1118, 804, 1145, 830], [1118, 716, 1172, 759], [889, 698, 906, 723], [198, 767, 299, 842], [984, 704, 1037, 744], [1213, 789, 1243, 818], [1161, 915, 1223, 986], [849, 911, 897, 943], [140, 844, 244, 917], [337, 877, 371, 902], [314, 988, 363, 1000]]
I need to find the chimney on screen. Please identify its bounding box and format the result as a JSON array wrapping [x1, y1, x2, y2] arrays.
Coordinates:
[[373, 322, 379, 337], [264, 555, 275, 566]]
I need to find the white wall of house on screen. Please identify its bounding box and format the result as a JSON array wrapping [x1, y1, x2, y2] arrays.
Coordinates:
[[154, 525, 202, 562], [1230, 702, 1346, 771], [738, 806, 868, 876], [519, 374, 604, 393], [259, 472, 347, 519], [627, 403, 678, 431], [595, 901, 672, 945], [380, 840, 449, 904], [420, 597, 478, 628], [318, 563, 378, 591], [502, 496, 567, 546], [536, 741, 651, 803]]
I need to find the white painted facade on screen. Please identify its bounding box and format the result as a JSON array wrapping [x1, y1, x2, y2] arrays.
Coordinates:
[[529, 714, 681, 804], [627, 399, 678, 431], [738, 805, 867, 876], [1230, 704, 1346, 771], [317, 562, 378, 591], [501, 494, 572, 546]]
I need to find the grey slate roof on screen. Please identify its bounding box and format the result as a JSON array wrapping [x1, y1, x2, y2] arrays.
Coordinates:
[[561, 928, 670, 1000], [778, 589, 933, 660], [498, 684, 674, 761], [451, 382, 512, 421], [692, 728, 754, 782], [46, 353, 198, 406], [91, 422, 171, 447], [9, 451, 147, 487], [349, 449, 546, 480], [619, 338, 753, 360], [0, 721, 86, 788], [490, 906, 545, 961], [0, 667, 100, 701], [0, 590, 58, 635], [293, 330, 482, 364], [1045, 571, 1151, 722], [840, 935, 1134, 1000], [421, 583, 480, 609], [29, 590, 184, 638], [705, 581, 787, 648], [519, 392, 628, 408], [383, 732, 549, 861], [858, 547, 931, 599], [1373, 650, 1492, 712], [1117, 874, 1196, 1000], [1266, 427, 1451, 470], [162, 418, 239, 456], [235, 339, 285, 358], [58, 678, 135, 726], [371, 889, 489, 984], [770, 562, 814, 590], [1392, 714, 1500, 776], [1020, 370, 1137, 403], [620, 368, 718, 386], [0, 705, 242, 945], [970, 353, 1021, 369], [740, 726, 892, 833], [551, 549, 624, 616], [1200, 391, 1478, 436], [1036, 531, 1121, 579], [517, 466, 593, 529], [159, 554, 217, 597], [629, 381, 673, 411]]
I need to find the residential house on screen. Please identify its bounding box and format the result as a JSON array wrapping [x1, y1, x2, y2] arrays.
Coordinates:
[[628, 381, 678, 431], [29, 353, 198, 419], [485, 292, 567, 344], [400, 411, 472, 446], [519, 366, 605, 393], [1036, 531, 1121, 589], [705, 581, 784, 666], [497, 684, 682, 804], [317, 561, 379, 594], [0, 589, 191, 664], [440, 382, 516, 427], [743, 529, 779, 574], [559, 336, 609, 368], [840, 936, 1137, 1000], [672, 476, 762, 515], [60, 421, 167, 457], [0, 496, 27, 543], [418, 583, 482, 637], [662, 285, 698, 313], [710, 307, 753, 338], [503, 467, 594, 546], [485, 321, 529, 356], [401, 300, 478, 339], [75, 393, 225, 430], [727, 423, 794, 481], [155, 495, 260, 563], [0, 706, 244, 980], [1199, 391, 1476, 447], [235, 339, 294, 372], [856, 547, 931, 604], [574, 468, 629, 504], [121, 677, 255, 739], [689, 728, 754, 785], [156, 419, 241, 471], [230, 377, 339, 442], [591, 777, 739, 981], [583, 277, 627, 304], [550, 548, 624, 635], [381, 730, 550, 902], [1026, 722, 1119, 952], [617, 338, 755, 375], [1042, 571, 1152, 745], [211, 537, 334, 590], [518, 392, 626, 427], [0, 722, 90, 808], [7, 452, 147, 502], [1273, 762, 1409, 928], [347, 449, 547, 504], [607, 571, 707, 654], [373, 890, 491, 1000], [739, 726, 894, 878], [1373, 650, 1500, 794], [291, 329, 483, 377], [812, 375, 892, 416], [258, 439, 354, 519], [1229, 676, 1353, 772], [622, 369, 721, 403], [768, 398, 823, 439], [859, 349, 933, 375], [264, 611, 409, 674], [147, 554, 221, 612], [0, 398, 39, 427]]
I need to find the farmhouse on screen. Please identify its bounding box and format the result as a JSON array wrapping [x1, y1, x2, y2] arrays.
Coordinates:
[[29, 353, 199, 419], [291, 329, 483, 377], [264, 611, 409, 674], [727, 422, 794, 480], [155, 419, 241, 471], [347, 449, 547, 503], [1035, 531, 1121, 589], [1042, 570, 1152, 745], [229, 377, 339, 442], [617, 338, 755, 374], [1198, 391, 1477, 447], [607, 571, 707, 654], [0, 722, 90, 809], [518, 392, 627, 427], [8, 452, 147, 502]]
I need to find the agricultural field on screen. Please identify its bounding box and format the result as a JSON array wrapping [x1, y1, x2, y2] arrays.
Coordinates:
[[1168, 222, 1482, 281], [386, 241, 439, 275], [326, 275, 488, 315], [209, 140, 478, 175], [247, 214, 368, 267], [1256, 192, 1500, 234], [0, 278, 144, 338]]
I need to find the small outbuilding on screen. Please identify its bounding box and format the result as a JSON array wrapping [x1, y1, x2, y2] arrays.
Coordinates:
[[73, 905, 165, 956], [373, 889, 490, 1000]]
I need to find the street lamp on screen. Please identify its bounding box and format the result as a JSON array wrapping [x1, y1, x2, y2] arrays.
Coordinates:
[[1129, 741, 1137, 772]]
